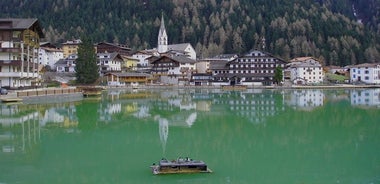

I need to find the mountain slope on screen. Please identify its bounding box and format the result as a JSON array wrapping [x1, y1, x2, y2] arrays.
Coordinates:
[[0, 0, 379, 65]]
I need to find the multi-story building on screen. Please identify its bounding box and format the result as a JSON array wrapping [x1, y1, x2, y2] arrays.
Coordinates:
[[199, 54, 238, 74], [62, 39, 81, 58], [287, 57, 324, 85], [38, 42, 63, 70], [211, 50, 287, 86], [131, 49, 159, 72], [55, 54, 77, 73], [349, 63, 380, 84], [0, 18, 44, 88], [151, 55, 196, 85], [97, 52, 123, 75]]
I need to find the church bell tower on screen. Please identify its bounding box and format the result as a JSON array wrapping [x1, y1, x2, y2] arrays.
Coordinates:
[[157, 14, 168, 53]]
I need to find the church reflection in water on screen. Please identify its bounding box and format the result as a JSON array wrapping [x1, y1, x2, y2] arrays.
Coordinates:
[[1, 88, 379, 155]]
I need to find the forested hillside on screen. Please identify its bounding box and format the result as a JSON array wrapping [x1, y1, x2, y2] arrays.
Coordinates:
[[1, 0, 379, 66]]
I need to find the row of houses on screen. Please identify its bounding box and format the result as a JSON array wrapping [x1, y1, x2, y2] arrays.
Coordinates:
[[1, 18, 379, 89]]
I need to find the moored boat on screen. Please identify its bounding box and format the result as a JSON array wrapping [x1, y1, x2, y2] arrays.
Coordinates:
[[150, 157, 212, 175]]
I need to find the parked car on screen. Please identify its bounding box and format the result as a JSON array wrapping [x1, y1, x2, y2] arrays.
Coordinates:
[[0, 88, 8, 95]]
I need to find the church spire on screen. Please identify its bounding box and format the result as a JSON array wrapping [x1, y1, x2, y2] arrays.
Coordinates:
[[157, 13, 168, 53]]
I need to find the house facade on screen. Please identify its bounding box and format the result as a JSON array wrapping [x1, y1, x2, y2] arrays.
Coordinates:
[[105, 72, 152, 87], [38, 42, 63, 70], [62, 39, 81, 58], [349, 63, 380, 84], [151, 55, 196, 85], [97, 52, 123, 75], [0, 18, 44, 88], [287, 57, 324, 85], [211, 50, 287, 86], [131, 49, 159, 72], [55, 54, 77, 73]]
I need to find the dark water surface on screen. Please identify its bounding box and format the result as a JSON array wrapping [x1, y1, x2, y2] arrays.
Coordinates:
[[1, 88, 379, 184]]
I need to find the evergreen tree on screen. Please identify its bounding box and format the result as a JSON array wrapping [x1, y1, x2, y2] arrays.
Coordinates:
[[274, 66, 283, 85], [75, 36, 99, 84]]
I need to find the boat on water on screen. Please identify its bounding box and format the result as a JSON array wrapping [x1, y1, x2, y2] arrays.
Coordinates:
[[150, 157, 212, 175]]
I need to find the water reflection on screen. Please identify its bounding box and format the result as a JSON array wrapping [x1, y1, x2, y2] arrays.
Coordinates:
[[284, 89, 324, 111], [350, 88, 380, 108], [1, 88, 380, 155], [1, 88, 380, 183]]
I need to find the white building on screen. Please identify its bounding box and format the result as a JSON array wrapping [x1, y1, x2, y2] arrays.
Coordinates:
[[131, 50, 159, 71], [287, 57, 324, 85], [0, 18, 44, 88], [349, 63, 380, 84], [97, 52, 123, 75], [55, 54, 77, 73], [38, 43, 63, 70]]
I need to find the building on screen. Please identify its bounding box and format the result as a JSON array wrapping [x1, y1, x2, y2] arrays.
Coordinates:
[[349, 63, 380, 84], [97, 52, 123, 75], [211, 50, 287, 86], [104, 72, 152, 86], [151, 55, 196, 85], [189, 73, 212, 86], [38, 42, 63, 71], [131, 49, 159, 72], [55, 54, 77, 73], [122, 56, 139, 71], [287, 57, 324, 85], [62, 39, 81, 58], [157, 15, 196, 60], [0, 18, 44, 88]]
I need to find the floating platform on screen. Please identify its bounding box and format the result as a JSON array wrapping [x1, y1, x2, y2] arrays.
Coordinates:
[[150, 157, 212, 175], [79, 86, 104, 97], [1, 98, 23, 103]]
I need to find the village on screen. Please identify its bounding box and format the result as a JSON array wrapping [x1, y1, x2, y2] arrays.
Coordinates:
[[1, 17, 380, 93]]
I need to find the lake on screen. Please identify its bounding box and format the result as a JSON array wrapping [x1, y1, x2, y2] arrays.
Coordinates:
[[1, 88, 379, 184]]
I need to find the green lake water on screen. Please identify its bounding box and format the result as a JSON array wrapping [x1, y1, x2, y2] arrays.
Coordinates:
[[0, 88, 379, 184]]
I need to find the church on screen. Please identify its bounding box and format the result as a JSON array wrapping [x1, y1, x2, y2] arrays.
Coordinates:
[[157, 15, 196, 60]]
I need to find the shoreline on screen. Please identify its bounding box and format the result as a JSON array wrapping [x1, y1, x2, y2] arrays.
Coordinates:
[[104, 84, 380, 90], [1, 84, 379, 102]]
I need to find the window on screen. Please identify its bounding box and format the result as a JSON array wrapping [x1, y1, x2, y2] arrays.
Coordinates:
[[365, 70, 369, 74]]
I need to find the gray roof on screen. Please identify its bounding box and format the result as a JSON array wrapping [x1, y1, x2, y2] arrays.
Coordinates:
[[170, 55, 196, 64], [55, 58, 75, 66], [209, 60, 230, 70], [97, 52, 123, 61], [349, 62, 380, 68], [0, 18, 44, 37], [151, 55, 196, 64], [168, 43, 192, 51]]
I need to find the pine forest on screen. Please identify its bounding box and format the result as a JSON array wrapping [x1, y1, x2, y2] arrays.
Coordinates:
[[1, 0, 379, 66]]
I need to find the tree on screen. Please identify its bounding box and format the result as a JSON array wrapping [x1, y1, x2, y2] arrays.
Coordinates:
[[274, 66, 283, 85], [75, 36, 99, 84]]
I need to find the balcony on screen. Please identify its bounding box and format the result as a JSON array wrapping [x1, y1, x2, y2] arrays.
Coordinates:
[[0, 72, 40, 78], [0, 47, 20, 53]]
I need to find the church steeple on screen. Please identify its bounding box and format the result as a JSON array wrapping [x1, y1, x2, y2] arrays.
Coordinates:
[[157, 13, 168, 53]]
